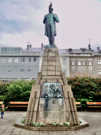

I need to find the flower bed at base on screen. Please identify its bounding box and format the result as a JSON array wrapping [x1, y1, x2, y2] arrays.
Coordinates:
[[14, 117, 89, 131], [21, 120, 70, 127]]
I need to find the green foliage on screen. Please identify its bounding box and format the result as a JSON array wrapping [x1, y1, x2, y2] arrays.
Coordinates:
[[51, 122, 57, 126], [1, 77, 101, 105], [31, 122, 46, 127], [0, 81, 8, 96], [68, 77, 101, 102], [0, 95, 5, 101], [21, 119, 25, 124], [4, 80, 35, 103], [63, 122, 70, 127], [0, 81, 9, 102]]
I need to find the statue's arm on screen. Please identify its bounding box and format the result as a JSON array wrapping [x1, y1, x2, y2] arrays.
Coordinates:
[[43, 15, 47, 24], [53, 14, 59, 23]]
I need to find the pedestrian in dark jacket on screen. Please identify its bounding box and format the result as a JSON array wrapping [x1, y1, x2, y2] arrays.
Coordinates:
[[0, 103, 5, 119]]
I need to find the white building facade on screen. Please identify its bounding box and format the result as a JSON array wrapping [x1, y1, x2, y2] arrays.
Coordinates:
[[0, 45, 101, 81]]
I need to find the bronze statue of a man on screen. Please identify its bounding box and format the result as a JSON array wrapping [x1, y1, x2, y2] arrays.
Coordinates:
[[43, 3, 59, 47]]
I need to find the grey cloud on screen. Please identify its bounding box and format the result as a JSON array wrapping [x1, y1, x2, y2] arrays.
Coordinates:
[[0, 0, 45, 35], [0, 19, 31, 34]]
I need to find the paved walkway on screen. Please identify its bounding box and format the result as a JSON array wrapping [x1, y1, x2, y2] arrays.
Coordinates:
[[0, 111, 101, 135]]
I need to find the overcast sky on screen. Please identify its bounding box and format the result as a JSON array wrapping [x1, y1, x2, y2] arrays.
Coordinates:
[[0, 0, 101, 49]]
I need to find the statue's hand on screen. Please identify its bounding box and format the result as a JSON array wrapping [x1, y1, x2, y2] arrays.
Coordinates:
[[43, 16, 46, 24], [53, 14, 59, 23]]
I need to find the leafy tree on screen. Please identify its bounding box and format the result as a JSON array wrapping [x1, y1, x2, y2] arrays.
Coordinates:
[[0, 77, 101, 104], [0, 81, 9, 101], [68, 77, 99, 102], [0, 81, 8, 95], [4, 80, 35, 103]]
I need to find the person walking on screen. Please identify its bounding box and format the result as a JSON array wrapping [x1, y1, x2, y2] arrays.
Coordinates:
[[0, 103, 5, 119]]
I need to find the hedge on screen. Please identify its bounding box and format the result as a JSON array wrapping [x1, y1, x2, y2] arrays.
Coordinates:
[[68, 77, 101, 102], [0, 77, 101, 104], [0, 80, 35, 104]]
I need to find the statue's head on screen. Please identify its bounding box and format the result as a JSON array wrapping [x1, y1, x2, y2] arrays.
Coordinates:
[[49, 3, 53, 13]]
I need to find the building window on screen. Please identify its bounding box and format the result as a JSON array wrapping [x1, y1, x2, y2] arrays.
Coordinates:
[[89, 66, 92, 71], [98, 72, 101, 75], [0, 58, 6, 63], [14, 58, 18, 63], [63, 57, 67, 61], [28, 69, 32, 72], [72, 61, 75, 65], [21, 57, 25, 62], [82, 61, 85, 65], [78, 61, 81, 66], [33, 57, 37, 62], [89, 61, 92, 66], [98, 60, 101, 64], [8, 58, 12, 63], [28, 57, 31, 62], [22, 57, 25, 62], [20, 69, 24, 72]]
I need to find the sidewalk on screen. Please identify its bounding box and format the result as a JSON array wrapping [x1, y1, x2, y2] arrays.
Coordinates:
[[0, 111, 101, 135]]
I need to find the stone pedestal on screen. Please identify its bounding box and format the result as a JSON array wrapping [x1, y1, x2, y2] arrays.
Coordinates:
[[25, 48, 79, 126]]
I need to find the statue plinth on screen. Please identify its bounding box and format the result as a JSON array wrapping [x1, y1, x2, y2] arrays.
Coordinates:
[[44, 44, 57, 48], [25, 47, 79, 126]]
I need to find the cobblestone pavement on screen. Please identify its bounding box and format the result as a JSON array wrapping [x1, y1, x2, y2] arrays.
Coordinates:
[[0, 111, 101, 135]]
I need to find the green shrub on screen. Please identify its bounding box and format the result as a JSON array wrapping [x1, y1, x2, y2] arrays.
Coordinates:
[[68, 77, 101, 102], [0, 95, 5, 101], [0, 77, 101, 104], [4, 80, 35, 104], [0, 81, 8, 96], [63, 122, 70, 127]]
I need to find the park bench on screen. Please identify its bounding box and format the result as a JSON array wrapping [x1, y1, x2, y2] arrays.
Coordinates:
[[87, 102, 101, 111], [75, 102, 81, 110], [8, 101, 28, 110], [8, 101, 81, 110], [6, 101, 101, 111], [0, 101, 3, 104]]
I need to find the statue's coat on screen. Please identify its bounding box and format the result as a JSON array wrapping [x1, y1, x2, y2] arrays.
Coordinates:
[[43, 13, 59, 38]]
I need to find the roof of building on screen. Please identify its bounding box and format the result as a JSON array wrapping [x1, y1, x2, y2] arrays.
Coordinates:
[[0, 45, 101, 56]]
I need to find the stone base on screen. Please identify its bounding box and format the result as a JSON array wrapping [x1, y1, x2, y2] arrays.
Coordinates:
[[25, 48, 80, 126], [44, 44, 57, 48], [14, 117, 89, 131]]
